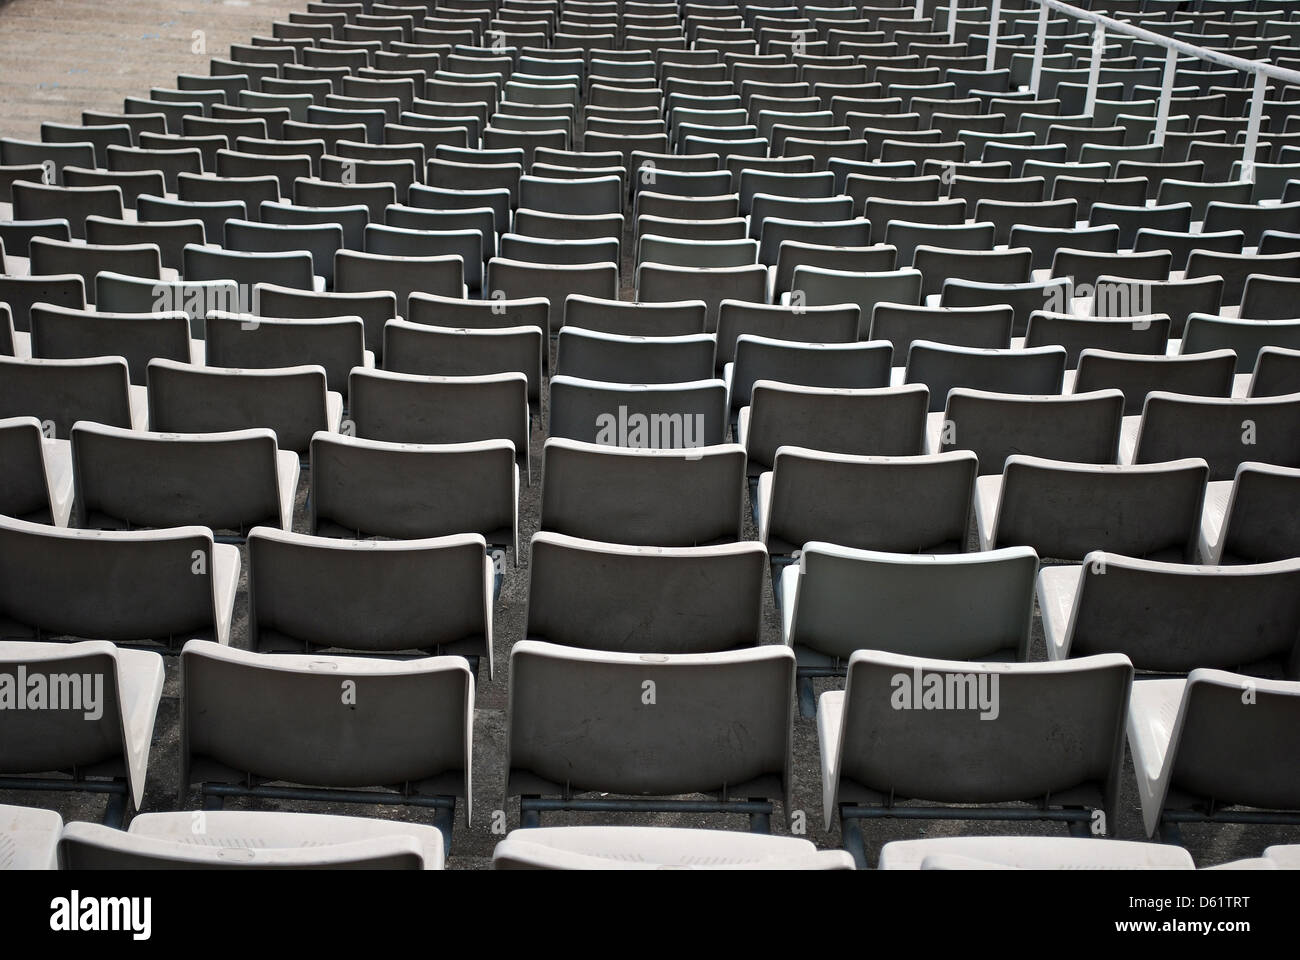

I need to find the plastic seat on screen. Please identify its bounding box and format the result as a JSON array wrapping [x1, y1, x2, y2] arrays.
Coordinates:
[[335, 249, 464, 314], [347, 368, 530, 478], [0, 354, 144, 438], [0, 804, 63, 869], [1038, 551, 1300, 674], [1122, 391, 1300, 481], [309, 432, 517, 554], [877, 836, 1194, 870], [757, 447, 977, 559], [975, 454, 1209, 562], [505, 640, 794, 831], [493, 826, 852, 870], [0, 414, 73, 526], [1127, 669, 1300, 840], [0, 641, 164, 822], [931, 387, 1125, 474], [525, 531, 763, 652], [487, 257, 619, 338], [1183, 315, 1300, 376], [548, 375, 727, 449], [184, 244, 317, 292], [29, 302, 193, 385], [147, 358, 341, 456], [819, 650, 1132, 867], [636, 262, 769, 332], [0, 514, 239, 647], [71, 422, 298, 536], [1245, 346, 1300, 399], [563, 294, 708, 338], [740, 380, 928, 480], [247, 526, 493, 672], [539, 437, 744, 547], [29, 237, 161, 305], [61, 811, 445, 870], [383, 320, 542, 416], [225, 218, 343, 286], [85, 216, 205, 273], [179, 639, 472, 849], [783, 540, 1038, 711], [726, 335, 891, 417]]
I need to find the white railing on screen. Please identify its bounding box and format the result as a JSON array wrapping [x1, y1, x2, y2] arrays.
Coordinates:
[[934, 0, 1300, 179]]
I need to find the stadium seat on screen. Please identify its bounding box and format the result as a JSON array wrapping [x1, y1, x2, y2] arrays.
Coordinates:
[[525, 531, 765, 652], [548, 374, 727, 448], [758, 447, 978, 564], [147, 359, 341, 457], [347, 368, 530, 479], [493, 826, 853, 870], [247, 527, 494, 674], [0, 415, 73, 526], [539, 437, 743, 546], [384, 320, 542, 416], [878, 836, 1194, 870], [555, 326, 716, 384], [1120, 391, 1300, 481], [782, 541, 1038, 714], [819, 650, 1133, 867], [309, 432, 518, 560], [1072, 348, 1236, 415], [61, 811, 446, 870], [976, 455, 1208, 561], [904, 342, 1067, 412], [179, 639, 473, 849], [1198, 462, 1300, 565], [70, 422, 298, 537], [29, 303, 194, 384], [0, 804, 62, 870], [1127, 669, 1300, 840], [1038, 551, 1300, 674], [930, 387, 1124, 472], [0, 515, 238, 648], [0, 642, 163, 824], [505, 640, 795, 831], [0, 355, 145, 438]]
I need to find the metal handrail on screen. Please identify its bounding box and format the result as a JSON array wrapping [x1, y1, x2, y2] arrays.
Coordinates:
[[946, 0, 1300, 177], [1013, 0, 1300, 85]]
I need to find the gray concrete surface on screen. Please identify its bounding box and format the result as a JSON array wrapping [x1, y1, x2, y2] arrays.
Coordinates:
[[0, 0, 306, 141]]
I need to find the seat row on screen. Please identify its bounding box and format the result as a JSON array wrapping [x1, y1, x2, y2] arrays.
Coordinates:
[[3, 637, 1298, 866], [2, 448, 1297, 675], [5, 799, 1297, 869]]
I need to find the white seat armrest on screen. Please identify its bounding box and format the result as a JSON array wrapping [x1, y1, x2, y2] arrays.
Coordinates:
[[817, 690, 845, 831], [973, 472, 1002, 551], [211, 543, 242, 646], [326, 391, 344, 433], [1117, 414, 1141, 464], [1036, 564, 1083, 661], [41, 436, 74, 527], [1126, 677, 1187, 838], [274, 449, 301, 531], [128, 384, 149, 431]]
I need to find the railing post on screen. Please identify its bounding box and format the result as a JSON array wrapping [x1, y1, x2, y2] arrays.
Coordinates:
[[1152, 46, 1178, 146], [1005, 0, 1300, 155], [915, 0, 926, 24], [986, 0, 1003, 72], [1029, 1, 1049, 94], [1241, 69, 1268, 184], [1085, 21, 1105, 118], [948, 0, 958, 44]]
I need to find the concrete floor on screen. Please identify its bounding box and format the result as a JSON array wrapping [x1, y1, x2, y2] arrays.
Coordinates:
[[0, 0, 305, 141]]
